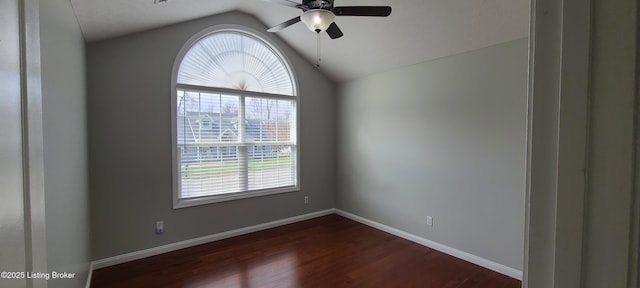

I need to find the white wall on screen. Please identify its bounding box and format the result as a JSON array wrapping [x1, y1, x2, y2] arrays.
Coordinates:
[[337, 39, 528, 272], [40, 0, 91, 287]]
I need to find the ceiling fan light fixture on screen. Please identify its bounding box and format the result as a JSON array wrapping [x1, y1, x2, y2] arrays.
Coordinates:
[[300, 9, 335, 32]]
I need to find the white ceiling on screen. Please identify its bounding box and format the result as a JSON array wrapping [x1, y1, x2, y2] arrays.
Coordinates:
[[69, 0, 529, 82]]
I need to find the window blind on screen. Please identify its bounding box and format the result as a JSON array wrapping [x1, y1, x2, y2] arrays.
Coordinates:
[[176, 90, 297, 199]]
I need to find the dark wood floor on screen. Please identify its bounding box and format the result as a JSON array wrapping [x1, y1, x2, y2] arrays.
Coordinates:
[[91, 214, 521, 288]]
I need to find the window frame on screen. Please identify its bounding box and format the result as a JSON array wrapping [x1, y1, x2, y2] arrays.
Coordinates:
[[171, 25, 300, 209]]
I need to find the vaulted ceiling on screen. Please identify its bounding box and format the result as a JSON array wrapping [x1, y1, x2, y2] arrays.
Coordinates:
[[69, 0, 529, 82]]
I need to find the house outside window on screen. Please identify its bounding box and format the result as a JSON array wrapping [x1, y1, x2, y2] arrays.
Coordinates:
[[172, 26, 298, 208]]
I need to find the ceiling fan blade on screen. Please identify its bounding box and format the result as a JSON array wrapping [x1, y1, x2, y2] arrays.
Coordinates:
[[263, 0, 305, 9], [333, 6, 392, 17], [267, 16, 301, 32], [326, 22, 344, 39]]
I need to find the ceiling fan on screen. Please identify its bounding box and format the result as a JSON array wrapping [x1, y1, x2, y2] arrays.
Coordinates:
[[265, 0, 392, 39]]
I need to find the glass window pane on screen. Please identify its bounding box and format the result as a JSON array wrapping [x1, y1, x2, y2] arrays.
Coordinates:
[[248, 144, 296, 191], [177, 91, 239, 146], [245, 97, 295, 143], [180, 145, 242, 198]]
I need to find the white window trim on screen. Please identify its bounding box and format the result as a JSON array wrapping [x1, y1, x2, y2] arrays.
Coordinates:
[[170, 25, 300, 209]]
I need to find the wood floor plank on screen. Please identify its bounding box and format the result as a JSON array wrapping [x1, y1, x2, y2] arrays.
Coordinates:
[[91, 214, 521, 288]]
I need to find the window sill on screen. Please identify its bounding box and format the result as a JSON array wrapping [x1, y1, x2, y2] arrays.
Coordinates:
[[173, 186, 299, 209]]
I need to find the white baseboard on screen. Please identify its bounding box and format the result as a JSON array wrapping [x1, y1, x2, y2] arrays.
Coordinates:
[[334, 209, 523, 280], [91, 209, 335, 270], [85, 262, 94, 288]]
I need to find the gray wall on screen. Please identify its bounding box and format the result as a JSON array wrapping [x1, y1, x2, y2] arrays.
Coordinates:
[[337, 39, 528, 271], [0, 0, 27, 287], [582, 0, 638, 286], [40, 0, 91, 287], [87, 11, 336, 260]]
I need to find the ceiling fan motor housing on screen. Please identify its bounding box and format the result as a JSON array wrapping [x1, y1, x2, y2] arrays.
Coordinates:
[[303, 0, 334, 10], [266, 0, 391, 39]]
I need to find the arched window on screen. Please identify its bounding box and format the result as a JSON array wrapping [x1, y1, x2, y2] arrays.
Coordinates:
[[172, 27, 298, 208]]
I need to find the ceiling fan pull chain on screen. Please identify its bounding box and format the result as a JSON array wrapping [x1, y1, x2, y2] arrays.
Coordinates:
[[316, 31, 321, 67]]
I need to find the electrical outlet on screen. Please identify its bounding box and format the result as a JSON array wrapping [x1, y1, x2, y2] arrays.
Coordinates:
[[156, 221, 164, 234], [426, 216, 433, 227], [304, 196, 309, 204]]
